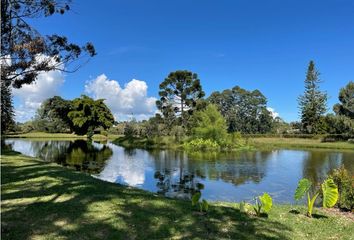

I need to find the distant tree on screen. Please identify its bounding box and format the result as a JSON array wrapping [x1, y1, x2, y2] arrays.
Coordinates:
[[333, 81, 354, 119], [298, 61, 327, 134], [192, 104, 228, 143], [156, 70, 205, 128], [1, 0, 96, 133], [208, 86, 274, 133], [323, 114, 354, 135], [34, 96, 73, 132], [68, 95, 114, 137]]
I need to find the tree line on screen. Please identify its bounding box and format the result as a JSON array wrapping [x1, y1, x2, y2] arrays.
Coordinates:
[[1, 1, 353, 139], [12, 65, 354, 141]]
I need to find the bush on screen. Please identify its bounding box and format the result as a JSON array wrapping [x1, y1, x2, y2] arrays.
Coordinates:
[[101, 130, 108, 137], [184, 138, 220, 151], [329, 165, 354, 211]]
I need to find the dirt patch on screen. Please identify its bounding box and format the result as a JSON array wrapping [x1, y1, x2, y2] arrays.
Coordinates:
[[322, 208, 354, 221]]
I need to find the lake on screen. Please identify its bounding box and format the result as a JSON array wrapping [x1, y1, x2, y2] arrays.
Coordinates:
[[4, 138, 354, 203]]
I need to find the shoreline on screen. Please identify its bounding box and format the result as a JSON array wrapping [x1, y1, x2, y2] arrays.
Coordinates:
[[1, 151, 353, 239]]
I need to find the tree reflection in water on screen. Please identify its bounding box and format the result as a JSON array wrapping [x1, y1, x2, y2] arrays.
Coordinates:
[[149, 150, 272, 199], [10, 139, 113, 174]]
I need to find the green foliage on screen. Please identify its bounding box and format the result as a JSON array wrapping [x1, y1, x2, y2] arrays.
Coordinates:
[[1, 79, 15, 133], [184, 138, 220, 151], [68, 95, 114, 136], [191, 192, 209, 213], [321, 178, 339, 208], [34, 96, 73, 133], [294, 178, 338, 217], [323, 114, 354, 135], [124, 120, 137, 138], [298, 61, 328, 134], [259, 193, 273, 213], [192, 104, 228, 143], [253, 193, 273, 216], [156, 70, 205, 128], [1, 0, 95, 130], [294, 178, 312, 201], [208, 86, 274, 134], [333, 81, 354, 119], [329, 166, 354, 210]]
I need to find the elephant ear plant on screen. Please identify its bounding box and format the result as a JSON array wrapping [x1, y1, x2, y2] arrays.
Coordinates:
[[253, 192, 273, 217], [294, 178, 338, 217], [191, 192, 209, 213]]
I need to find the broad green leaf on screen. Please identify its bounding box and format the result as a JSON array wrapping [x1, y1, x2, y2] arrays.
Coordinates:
[[294, 178, 312, 201], [191, 192, 201, 206], [259, 192, 273, 213], [322, 178, 338, 208]]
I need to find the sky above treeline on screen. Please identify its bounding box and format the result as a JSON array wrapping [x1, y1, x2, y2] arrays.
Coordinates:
[[13, 0, 354, 122]]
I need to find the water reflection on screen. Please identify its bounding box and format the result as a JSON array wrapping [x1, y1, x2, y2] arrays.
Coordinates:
[[5, 139, 354, 203], [5, 139, 112, 173]]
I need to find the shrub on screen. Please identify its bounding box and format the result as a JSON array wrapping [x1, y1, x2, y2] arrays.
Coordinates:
[[100, 130, 108, 137], [294, 178, 338, 217], [184, 138, 220, 151], [191, 192, 209, 213], [329, 165, 354, 211]]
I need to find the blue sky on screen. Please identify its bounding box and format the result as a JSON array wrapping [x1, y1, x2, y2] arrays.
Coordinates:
[[13, 0, 354, 122]]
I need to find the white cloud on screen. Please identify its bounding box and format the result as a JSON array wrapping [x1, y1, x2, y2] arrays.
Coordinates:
[[267, 107, 279, 119], [85, 74, 157, 121], [13, 69, 64, 122]]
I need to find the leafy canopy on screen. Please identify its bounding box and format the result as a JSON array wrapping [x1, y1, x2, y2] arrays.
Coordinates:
[[68, 95, 114, 136], [156, 70, 205, 128]]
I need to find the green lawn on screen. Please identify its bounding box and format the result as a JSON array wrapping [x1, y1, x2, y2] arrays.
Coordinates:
[[248, 137, 354, 150], [1, 151, 353, 240]]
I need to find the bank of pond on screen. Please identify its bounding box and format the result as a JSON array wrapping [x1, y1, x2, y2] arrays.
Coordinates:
[[1, 149, 353, 240], [3, 138, 354, 204]]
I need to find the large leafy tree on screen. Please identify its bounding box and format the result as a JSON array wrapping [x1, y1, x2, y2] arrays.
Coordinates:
[[298, 61, 327, 133], [333, 81, 354, 119], [192, 104, 228, 143], [156, 70, 205, 128], [208, 86, 274, 133], [1, 0, 96, 132], [34, 96, 73, 132], [68, 95, 114, 136]]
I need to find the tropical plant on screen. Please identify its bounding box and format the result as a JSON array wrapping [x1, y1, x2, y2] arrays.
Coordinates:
[[294, 178, 338, 217], [191, 192, 209, 213], [253, 193, 273, 217]]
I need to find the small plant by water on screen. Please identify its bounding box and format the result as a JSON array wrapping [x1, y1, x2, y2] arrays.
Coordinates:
[[240, 192, 273, 217], [191, 192, 209, 213], [294, 178, 338, 217]]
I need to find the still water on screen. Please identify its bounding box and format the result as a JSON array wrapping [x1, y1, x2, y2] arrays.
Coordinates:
[[5, 139, 354, 203]]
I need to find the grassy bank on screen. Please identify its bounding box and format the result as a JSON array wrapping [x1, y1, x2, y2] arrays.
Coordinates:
[[248, 137, 354, 150], [113, 136, 354, 151], [1, 151, 353, 240], [4, 132, 121, 141]]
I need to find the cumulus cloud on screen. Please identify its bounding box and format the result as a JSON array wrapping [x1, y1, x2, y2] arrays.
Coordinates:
[[13, 69, 64, 122], [267, 107, 279, 119], [85, 74, 157, 121]]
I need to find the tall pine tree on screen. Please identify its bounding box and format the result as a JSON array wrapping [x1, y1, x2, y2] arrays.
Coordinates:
[[298, 61, 327, 133]]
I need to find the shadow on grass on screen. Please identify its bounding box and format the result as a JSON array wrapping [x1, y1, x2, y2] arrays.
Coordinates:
[[1, 151, 292, 239]]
